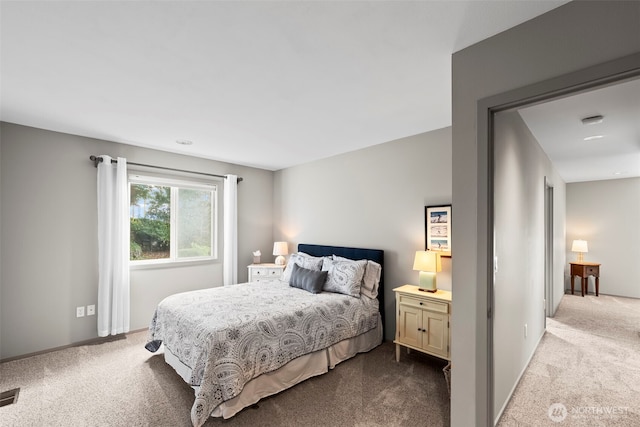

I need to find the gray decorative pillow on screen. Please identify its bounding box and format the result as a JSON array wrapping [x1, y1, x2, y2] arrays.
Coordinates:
[[281, 253, 324, 282], [289, 263, 327, 294], [322, 258, 366, 298]]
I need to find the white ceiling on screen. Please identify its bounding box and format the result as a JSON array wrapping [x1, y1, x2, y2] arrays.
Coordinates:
[[0, 0, 568, 171], [518, 78, 640, 183]]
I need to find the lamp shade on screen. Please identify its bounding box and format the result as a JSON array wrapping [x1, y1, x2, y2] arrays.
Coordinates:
[[273, 242, 288, 256], [413, 251, 442, 273], [273, 242, 288, 266], [571, 240, 588, 253], [571, 239, 588, 262]]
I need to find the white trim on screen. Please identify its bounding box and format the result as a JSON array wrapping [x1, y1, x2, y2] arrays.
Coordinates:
[[129, 257, 216, 270], [128, 173, 217, 190]]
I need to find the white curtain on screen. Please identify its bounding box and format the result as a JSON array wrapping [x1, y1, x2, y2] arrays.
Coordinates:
[[97, 155, 130, 337], [223, 174, 238, 286]]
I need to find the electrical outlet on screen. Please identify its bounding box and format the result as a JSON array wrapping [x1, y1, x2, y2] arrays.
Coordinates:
[[76, 306, 85, 318], [87, 305, 95, 316], [524, 323, 528, 338]]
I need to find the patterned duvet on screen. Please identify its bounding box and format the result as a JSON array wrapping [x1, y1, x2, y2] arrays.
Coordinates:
[[145, 280, 380, 427]]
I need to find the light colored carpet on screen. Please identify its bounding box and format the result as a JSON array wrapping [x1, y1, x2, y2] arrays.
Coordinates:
[[0, 333, 450, 426], [7, 294, 633, 426], [497, 294, 640, 427]]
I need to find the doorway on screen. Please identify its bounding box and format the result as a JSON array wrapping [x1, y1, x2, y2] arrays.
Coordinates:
[[486, 55, 640, 426]]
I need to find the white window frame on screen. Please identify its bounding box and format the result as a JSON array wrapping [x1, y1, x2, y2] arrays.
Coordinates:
[[128, 174, 219, 268]]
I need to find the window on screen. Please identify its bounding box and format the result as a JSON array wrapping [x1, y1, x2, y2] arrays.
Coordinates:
[[129, 175, 217, 264]]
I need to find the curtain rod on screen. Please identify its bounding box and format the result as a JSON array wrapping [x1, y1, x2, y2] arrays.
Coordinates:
[[89, 155, 243, 182]]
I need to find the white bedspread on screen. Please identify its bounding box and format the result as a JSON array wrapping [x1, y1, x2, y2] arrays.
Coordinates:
[[145, 281, 379, 427]]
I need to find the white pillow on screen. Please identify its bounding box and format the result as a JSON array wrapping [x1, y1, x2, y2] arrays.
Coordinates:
[[361, 260, 381, 299], [281, 252, 324, 282], [298, 252, 332, 268], [322, 257, 366, 298], [332, 255, 381, 299]]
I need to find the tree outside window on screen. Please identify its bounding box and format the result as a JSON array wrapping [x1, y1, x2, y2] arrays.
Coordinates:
[[129, 179, 216, 263]]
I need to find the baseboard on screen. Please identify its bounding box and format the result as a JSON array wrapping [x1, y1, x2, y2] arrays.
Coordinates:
[[0, 328, 148, 363], [493, 330, 546, 426]]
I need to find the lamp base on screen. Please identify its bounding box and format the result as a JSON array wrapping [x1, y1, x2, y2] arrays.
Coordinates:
[[275, 255, 286, 266], [577, 253, 584, 262], [418, 271, 437, 293]]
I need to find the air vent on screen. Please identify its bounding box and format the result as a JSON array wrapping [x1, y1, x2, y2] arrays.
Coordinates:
[[0, 388, 20, 407]]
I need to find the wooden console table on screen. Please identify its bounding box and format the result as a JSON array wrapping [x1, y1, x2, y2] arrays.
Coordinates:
[[569, 262, 600, 297]]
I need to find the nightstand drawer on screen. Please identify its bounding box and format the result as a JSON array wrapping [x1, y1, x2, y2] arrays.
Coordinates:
[[252, 268, 269, 277], [247, 264, 284, 283], [398, 294, 449, 314], [252, 268, 282, 277], [585, 266, 599, 276]]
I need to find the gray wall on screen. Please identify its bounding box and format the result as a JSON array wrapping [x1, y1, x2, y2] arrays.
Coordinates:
[[451, 2, 640, 426], [566, 177, 640, 299], [273, 128, 452, 341], [493, 110, 566, 421], [0, 122, 274, 360]]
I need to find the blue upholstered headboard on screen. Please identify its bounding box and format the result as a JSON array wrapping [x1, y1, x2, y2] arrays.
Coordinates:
[[297, 243, 385, 334]]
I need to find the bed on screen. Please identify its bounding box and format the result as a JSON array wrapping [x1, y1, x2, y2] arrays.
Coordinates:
[[145, 243, 384, 427]]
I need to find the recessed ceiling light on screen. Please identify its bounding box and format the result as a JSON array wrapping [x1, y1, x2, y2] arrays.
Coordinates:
[[176, 140, 193, 146], [581, 115, 604, 125], [583, 135, 604, 141]]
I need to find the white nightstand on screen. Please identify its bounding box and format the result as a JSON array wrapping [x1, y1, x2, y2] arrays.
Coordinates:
[[393, 285, 452, 362], [247, 264, 285, 284]]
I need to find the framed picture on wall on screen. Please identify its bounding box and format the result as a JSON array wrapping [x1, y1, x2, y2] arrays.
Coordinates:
[[425, 205, 452, 257]]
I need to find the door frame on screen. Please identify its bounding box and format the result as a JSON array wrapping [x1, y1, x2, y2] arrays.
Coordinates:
[[545, 177, 554, 323], [478, 52, 640, 426]]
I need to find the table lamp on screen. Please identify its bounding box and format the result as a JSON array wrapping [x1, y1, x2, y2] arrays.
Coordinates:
[[273, 242, 288, 265], [413, 250, 442, 292], [571, 239, 588, 262]]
